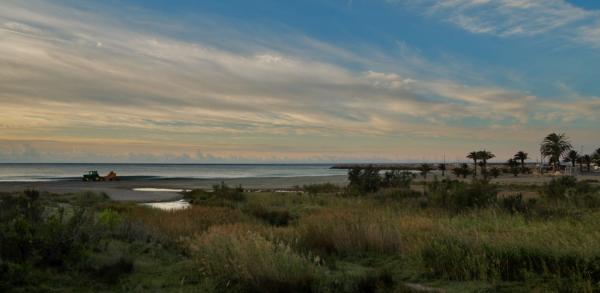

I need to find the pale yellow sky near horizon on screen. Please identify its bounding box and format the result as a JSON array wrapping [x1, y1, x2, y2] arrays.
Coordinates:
[[1, 1, 599, 163]]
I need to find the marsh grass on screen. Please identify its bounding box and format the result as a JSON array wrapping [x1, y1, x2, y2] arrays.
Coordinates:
[[125, 205, 248, 241], [191, 225, 319, 293], [4, 176, 600, 292], [244, 202, 295, 226], [296, 208, 403, 255]]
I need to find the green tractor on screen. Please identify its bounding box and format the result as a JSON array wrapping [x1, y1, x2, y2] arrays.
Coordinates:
[[82, 170, 101, 182]]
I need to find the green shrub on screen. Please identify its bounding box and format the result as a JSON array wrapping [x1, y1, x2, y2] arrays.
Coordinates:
[[0, 191, 108, 289], [184, 182, 246, 206], [428, 179, 497, 211], [348, 166, 382, 194], [381, 170, 412, 189], [354, 268, 395, 293], [98, 208, 122, 230], [372, 188, 422, 206], [542, 176, 577, 200], [0, 190, 43, 223], [452, 164, 471, 178], [541, 177, 600, 209], [500, 194, 536, 215], [303, 183, 341, 195], [489, 167, 501, 178], [245, 203, 295, 226], [0, 194, 96, 267], [92, 256, 134, 283], [213, 182, 246, 202]]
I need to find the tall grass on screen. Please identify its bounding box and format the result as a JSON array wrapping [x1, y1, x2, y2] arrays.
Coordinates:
[[190, 224, 319, 292], [125, 206, 247, 241], [295, 208, 403, 255], [6, 176, 600, 291]]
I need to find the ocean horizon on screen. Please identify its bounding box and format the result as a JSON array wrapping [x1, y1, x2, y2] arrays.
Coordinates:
[[0, 163, 349, 182]]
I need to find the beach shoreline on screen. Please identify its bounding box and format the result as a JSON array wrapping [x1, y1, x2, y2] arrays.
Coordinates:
[[1, 173, 598, 202], [0, 175, 349, 202]]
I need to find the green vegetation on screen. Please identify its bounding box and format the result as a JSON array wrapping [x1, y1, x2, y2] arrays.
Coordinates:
[[2, 176, 600, 292], [303, 183, 342, 195], [452, 163, 471, 178], [0, 190, 199, 292], [541, 132, 573, 170]]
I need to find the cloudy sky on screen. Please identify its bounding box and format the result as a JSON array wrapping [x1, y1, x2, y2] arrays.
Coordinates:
[[1, 0, 599, 163]]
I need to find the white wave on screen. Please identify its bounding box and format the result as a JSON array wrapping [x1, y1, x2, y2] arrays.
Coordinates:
[[133, 188, 190, 192]]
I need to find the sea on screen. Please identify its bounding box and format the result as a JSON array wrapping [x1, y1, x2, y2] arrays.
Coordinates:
[[0, 163, 347, 182]]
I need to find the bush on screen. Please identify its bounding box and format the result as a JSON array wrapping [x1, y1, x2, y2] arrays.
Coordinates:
[[381, 170, 412, 189], [184, 182, 246, 206], [191, 226, 319, 292], [213, 182, 246, 202], [452, 164, 471, 178], [0, 191, 106, 289], [489, 167, 501, 178], [245, 203, 295, 226], [92, 256, 134, 283], [541, 176, 600, 208], [542, 176, 577, 200], [0, 193, 96, 267], [348, 166, 382, 194], [500, 194, 536, 215], [428, 179, 497, 211], [373, 188, 421, 201], [98, 208, 122, 230], [354, 269, 395, 293], [303, 183, 341, 195]]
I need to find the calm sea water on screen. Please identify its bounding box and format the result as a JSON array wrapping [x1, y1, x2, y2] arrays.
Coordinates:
[[0, 164, 347, 182]]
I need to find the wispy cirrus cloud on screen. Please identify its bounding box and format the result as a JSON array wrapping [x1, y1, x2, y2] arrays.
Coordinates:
[[0, 0, 598, 162], [395, 0, 600, 48]]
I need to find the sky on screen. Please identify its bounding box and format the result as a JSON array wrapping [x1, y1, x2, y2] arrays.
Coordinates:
[[1, 0, 599, 163]]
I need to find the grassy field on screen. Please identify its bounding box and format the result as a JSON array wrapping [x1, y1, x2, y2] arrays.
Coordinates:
[[2, 175, 600, 292]]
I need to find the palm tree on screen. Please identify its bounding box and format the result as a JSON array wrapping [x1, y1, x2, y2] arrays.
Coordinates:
[[582, 155, 593, 172], [438, 163, 446, 176], [564, 150, 579, 168], [594, 148, 600, 164], [467, 151, 479, 177], [540, 133, 572, 171], [477, 150, 496, 169], [513, 151, 528, 171], [478, 150, 495, 178]]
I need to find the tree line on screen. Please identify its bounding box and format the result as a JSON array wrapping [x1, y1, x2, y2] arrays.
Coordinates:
[[347, 132, 600, 193]]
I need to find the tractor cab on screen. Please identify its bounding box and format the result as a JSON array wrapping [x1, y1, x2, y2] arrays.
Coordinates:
[[82, 170, 101, 181]]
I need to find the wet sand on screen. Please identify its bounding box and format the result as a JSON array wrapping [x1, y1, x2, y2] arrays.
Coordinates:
[[1, 173, 597, 202], [0, 175, 348, 202]]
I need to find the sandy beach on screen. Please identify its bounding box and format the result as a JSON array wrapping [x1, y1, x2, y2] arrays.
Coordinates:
[[1, 172, 598, 202], [0, 175, 348, 202]]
